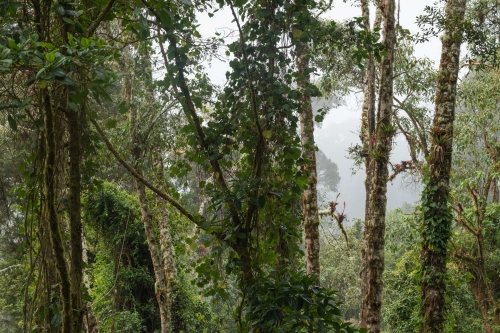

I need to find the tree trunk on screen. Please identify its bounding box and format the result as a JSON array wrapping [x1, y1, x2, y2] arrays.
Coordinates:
[[359, 0, 381, 326], [43, 93, 72, 333], [127, 56, 173, 331], [135, 180, 172, 333], [296, 41, 321, 279], [361, 1, 396, 332], [419, 1, 467, 332], [66, 108, 84, 333]]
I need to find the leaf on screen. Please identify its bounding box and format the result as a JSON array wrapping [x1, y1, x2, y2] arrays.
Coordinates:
[[7, 114, 17, 131], [105, 119, 117, 128], [24, 77, 36, 87], [8, 39, 19, 51], [292, 29, 303, 39], [80, 37, 91, 48], [159, 9, 172, 28], [45, 52, 55, 62], [262, 130, 272, 139], [180, 0, 193, 6]]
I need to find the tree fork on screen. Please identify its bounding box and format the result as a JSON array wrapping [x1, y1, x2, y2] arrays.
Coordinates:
[[360, 0, 396, 332]]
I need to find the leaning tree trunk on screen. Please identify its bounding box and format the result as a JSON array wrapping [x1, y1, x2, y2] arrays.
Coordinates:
[[419, 0, 467, 332], [360, 1, 396, 332], [359, 0, 381, 327], [296, 40, 321, 279], [126, 51, 175, 332]]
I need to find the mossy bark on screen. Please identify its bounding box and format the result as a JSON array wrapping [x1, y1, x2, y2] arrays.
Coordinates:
[[359, 0, 380, 326], [419, 0, 467, 332], [360, 1, 396, 332], [43, 92, 72, 333], [296, 41, 321, 279]]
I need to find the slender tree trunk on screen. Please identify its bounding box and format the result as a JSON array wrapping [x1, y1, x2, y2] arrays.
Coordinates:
[[43, 93, 72, 333], [126, 56, 173, 331], [360, 1, 396, 332], [359, 0, 380, 326], [136, 180, 172, 333], [66, 108, 84, 333], [296, 41, 321, 279], [419, 1, 467, 332]]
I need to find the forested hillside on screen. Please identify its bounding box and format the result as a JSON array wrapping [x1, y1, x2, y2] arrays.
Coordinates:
[[0, 0, 499, 332]]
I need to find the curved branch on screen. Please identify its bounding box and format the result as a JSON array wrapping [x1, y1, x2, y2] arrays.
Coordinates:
[[90, 118, 200, 226]]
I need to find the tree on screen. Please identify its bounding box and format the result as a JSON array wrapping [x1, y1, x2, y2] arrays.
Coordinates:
[[451, 68, 500, 332], [419, 0, 467, 331], [359, 0, 397, 332]]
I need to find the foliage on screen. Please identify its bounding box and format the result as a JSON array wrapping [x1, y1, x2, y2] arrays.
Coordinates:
[[245, 272, 359, 333]]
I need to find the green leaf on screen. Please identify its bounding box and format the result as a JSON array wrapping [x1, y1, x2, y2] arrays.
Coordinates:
[[179, 0, 193, 6], [292, 29, 303, 39], [159, 9, 172, 28], [7, 114, 17, 131], [80, 37, 91, 48], [45, 52, 55, 62], [263, 130, 272, 139], [8, 39, 19, 51], [24, 77, 36, 87], [105, 119, 117, 128]]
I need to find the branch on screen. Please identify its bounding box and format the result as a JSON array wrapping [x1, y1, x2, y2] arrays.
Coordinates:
[[86, 0, 117, 37], [229, 2, 263, 140], [90, 118, 200, 226], [0, 264, 21, 275]]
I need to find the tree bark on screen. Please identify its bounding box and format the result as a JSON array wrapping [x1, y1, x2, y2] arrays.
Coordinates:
[[419, 1, 467, 332], [296, 41, 321, 279], [66, 107, 84, 333], [43, 93, 72, 333], [359, 0, 380, 326], [361, 1, 396, 332]]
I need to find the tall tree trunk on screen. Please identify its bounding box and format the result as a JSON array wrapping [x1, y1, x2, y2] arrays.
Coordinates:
[[296, 41, 321, 279], [360, 1, 396, 332], [126, 56, 174, 331], [43, 93, 72, 333], [419, 1, 467, 332], [359, 0, 381, 326], [66, 108, 84, 333], [135, 179, 172, 333]]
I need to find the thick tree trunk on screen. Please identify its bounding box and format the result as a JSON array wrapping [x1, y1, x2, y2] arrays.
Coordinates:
[[296, 40, 321, 279], [360, 1, 396, 332], [419, 1, 467, 332], [43, 93, 72, 333]]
